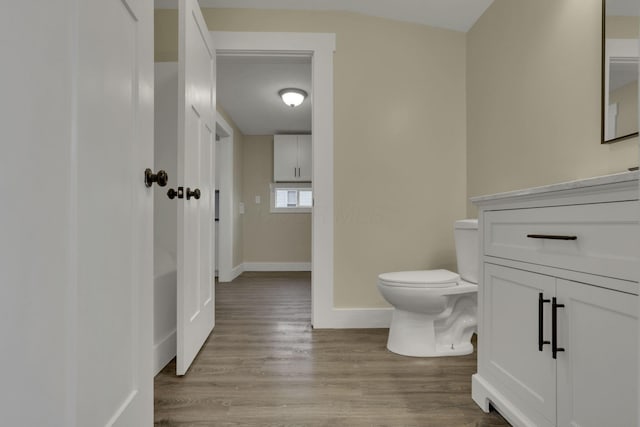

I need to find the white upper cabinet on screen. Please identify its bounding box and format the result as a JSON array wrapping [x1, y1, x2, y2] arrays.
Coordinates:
[[297, 135, 312, 181], [274, 134, 312, 182]]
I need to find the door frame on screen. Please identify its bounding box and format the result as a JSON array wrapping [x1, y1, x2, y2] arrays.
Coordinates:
[[211, 31, 335, 328], [215, 113, 234, 282]]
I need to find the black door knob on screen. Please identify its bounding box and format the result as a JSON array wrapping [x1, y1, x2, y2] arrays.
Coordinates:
[[186, 187, 201, 200], [167, 187, 183, 199], [145, 168, 168, 187]]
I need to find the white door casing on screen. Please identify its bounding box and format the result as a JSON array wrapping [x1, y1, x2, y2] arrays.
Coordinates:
[[212, 31, 336, 328], [215, 114, 235, 282], [177, 0, 216, 376]]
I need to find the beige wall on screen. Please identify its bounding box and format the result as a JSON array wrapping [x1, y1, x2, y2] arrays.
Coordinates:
[[214, 10, 466, 308], [155, 3, 636, 309], [216, 107, 245, 269], [242, 135, 312, 263], [466, 0, 638, 216], [215, 108, 311, 267], [155, 11, 178, 62], [154, 9, 468, 307]]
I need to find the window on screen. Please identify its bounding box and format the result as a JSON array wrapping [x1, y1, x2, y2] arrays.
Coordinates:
[[270, 183, 312, 213]]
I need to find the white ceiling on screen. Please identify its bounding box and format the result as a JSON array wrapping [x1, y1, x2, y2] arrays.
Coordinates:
[[155, 0, 495, 32], [217, 55, 312, 135]]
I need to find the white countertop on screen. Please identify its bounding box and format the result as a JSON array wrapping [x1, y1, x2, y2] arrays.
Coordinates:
[[470, 170, 639, 204]]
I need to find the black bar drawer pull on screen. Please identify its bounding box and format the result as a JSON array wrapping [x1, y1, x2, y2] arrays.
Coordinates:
[[538, 293, 551, 351], [552, 297, 565, 359], [527, 234, 577, 241]]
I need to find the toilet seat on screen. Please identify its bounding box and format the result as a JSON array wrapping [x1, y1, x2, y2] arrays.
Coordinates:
[[378, 269, 459, 288]]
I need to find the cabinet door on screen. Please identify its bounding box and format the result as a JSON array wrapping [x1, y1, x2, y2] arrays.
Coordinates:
[[483, 264, 557, 426], [297, 134, 312, 181], [556, 280, 638, 427], [273, 135, 298, 181]]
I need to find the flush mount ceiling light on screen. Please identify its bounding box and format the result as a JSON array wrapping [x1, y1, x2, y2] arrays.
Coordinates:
[[279, 88, 308, 107]]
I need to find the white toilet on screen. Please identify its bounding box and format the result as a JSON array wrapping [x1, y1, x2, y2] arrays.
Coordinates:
[[377, 219, 478, 357]]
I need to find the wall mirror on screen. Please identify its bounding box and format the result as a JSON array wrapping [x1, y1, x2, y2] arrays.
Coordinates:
[[602, 0, 639, 143]]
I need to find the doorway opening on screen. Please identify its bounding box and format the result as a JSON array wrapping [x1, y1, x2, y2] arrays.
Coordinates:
[[212, 32, 336, 328], [216, 53, 312, 279]]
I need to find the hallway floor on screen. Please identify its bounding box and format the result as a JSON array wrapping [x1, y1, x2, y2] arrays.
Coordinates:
[[154, 272, 509, 426]]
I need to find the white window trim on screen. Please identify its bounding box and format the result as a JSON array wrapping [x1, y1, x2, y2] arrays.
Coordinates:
[[270, 183, 312, 213]]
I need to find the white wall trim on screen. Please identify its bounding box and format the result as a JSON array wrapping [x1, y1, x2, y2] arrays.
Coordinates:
[[212, 31, 336, 328], [319, 308, 393, 329], [243, 262, 311, 272], [215, 113, 234, 282], [229, 264, 244, 281], [153, 329, 176, 376]]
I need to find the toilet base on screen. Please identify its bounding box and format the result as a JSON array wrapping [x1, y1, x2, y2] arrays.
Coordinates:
[[386, 308, 475, 357], [387, 341, 473, 357]]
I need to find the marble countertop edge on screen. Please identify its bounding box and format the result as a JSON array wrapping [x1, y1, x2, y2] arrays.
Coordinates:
[[470, 170, 639, 204]]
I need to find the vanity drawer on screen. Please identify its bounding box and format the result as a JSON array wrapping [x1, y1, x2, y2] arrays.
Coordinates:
[[484, 201, 639, 281]]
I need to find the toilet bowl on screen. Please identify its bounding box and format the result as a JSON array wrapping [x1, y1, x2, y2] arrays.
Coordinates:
[[377, 219, 478, 357]]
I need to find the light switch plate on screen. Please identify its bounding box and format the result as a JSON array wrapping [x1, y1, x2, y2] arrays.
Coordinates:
[[239, 202, 245, 214], [255, 195, 261, 204]]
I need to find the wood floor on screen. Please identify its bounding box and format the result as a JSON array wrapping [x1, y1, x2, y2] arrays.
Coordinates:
[[154, 272, 509, 426]]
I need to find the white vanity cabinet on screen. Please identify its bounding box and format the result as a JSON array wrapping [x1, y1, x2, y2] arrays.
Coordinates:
[[482, 264, 557, 426], [555, 278, 637, 427], [471, 172, 639, 427], [273, 134, 311, 182]]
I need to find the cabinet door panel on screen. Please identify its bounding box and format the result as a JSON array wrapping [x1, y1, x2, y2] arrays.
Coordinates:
[[556, 280, 638, 427], [484, 263, 557, 425], [273, 135, 298, 181], [297, 134, 312, 181]]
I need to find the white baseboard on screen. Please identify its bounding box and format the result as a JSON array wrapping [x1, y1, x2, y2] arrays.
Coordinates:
[[229, 264, 243, 280], [220, 263, 391, 329], [472, 374, 534, 427], [153, 329, 176, 376], [217, 264, 244, 282], [243, 262, 311, 272], [313, 307, 393, 329]]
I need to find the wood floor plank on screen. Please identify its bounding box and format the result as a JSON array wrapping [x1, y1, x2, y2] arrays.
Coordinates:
[[154, 272, 509, 426]]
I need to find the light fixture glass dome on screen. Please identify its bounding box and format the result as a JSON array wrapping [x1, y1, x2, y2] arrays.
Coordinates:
[[279, 88, 307, 107]]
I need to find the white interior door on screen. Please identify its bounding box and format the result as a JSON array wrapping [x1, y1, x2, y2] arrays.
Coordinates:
[[177, 0, 216, 375], [3, 1, 153, 425], [76, 0, 154, 424]]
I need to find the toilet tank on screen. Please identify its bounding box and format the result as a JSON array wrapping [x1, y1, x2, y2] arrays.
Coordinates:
[[454, 219, 479, 284]]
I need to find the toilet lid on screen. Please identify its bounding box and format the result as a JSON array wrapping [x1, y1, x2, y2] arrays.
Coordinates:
[[378, 269, 460, 288]]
